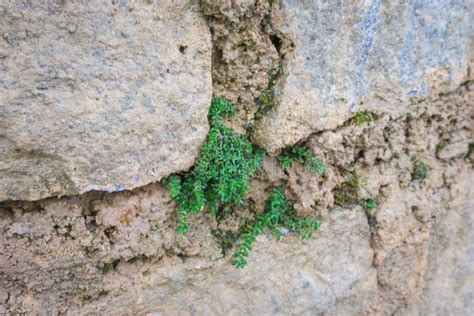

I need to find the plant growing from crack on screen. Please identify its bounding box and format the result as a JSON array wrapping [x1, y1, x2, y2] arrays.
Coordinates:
[[348, 111, 375, 125], [333, 170, 378, 209], [162, 97, 265, 233], [333, 170, 361, 207], [255, 63, 284, 118], [232, 187, 321, 268], [278, 144, 325, 175], [411, 157, 430, 183], [164, 97, 322, 268]]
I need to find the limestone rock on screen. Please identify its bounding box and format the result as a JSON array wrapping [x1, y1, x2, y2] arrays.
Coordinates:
[[86, 207, 377, 315], [0, 84, 472, 314], [0, 0, 212, 201], [253, 0, 472, 153]]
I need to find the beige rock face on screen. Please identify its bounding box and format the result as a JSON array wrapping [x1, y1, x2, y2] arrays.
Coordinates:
[[0, 1, 473, 315], [253, 0, 472, 153], [1, 83, 472, 314], [0, 1, 212, 201]]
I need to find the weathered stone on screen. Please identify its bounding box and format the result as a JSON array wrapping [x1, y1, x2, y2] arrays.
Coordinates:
[[0, 196, 376, 314], [0, 1, 473, 315], [406, 168, 474, 315], [0, 0, 212, 201], [0, 84, 472, 314], [83, 207, 377, 315], [253, 0, 472, 153], [201, 0, 282, 133]]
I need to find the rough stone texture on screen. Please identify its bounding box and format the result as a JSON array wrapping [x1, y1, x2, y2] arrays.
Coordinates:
[[0, 0, 212, 201], [1, 83, 472, 314], [406, 168, 474, 316], [253, 0, 473, 153], [0, 1, 473, 315], [80, 207, 377, 315], [201, 0, 284, 133], [0, 194, 376, 315]]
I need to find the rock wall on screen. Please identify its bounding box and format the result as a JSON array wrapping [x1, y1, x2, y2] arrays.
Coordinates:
[[0, 0, 211, 201], [1, 1, 473, 315]]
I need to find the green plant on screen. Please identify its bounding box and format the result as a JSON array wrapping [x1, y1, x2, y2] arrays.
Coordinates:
[[365, 199, 377, 209], [212, 229, 240, 256], [255, 63, 284, 118], [333, 170, 361, 207], [278, 145, 325, 175], [96, 260, 119, 274], [164, 97, 265, 233], [411, 158, 430, 182], [232, 188, 321, 268], [435, 143, 445, 155], [348, 111, 375, 125], [466, 143, 474, 159]]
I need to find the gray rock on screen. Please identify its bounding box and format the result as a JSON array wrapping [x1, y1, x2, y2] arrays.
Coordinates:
[[253, 0, 472, 153], [0, 1, 212, 201]]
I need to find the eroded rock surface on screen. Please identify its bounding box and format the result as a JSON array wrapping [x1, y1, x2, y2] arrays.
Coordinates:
[[0, 1, 473, 315], [0, 0, 212, 201], [253, 0, 472, 153], [1, 83, 472, 314]]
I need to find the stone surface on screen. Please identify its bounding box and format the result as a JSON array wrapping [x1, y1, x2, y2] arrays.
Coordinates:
[[406, 167, 474, 316], [0, 0, 212, 201], [0, 193, 377, 315], [81, 207, 377, 315], [201, 0, 282, 133], [0, 1, 473, 315], [1, 83, 472, 314], [253, 0, 472, 153]]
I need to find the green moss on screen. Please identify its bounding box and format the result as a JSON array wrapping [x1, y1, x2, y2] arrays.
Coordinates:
[[333, 171, 361, 207], [255, 63, 284, 118], [466, 143, 474, 159], [277, 145, 325, 175], [348, 111, 375, 126], [164, 97, 265, 233], [411, 158, 430, 182], [435, 143, 445, 154], [96, 260, 119, 274], [335, 111, 377, 131], [232, 188, 321, 268]]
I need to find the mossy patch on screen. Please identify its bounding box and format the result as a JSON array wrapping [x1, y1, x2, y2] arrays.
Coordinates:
[[96, 259, 119, 274], [333, 171, 361, 207], [348, 111, 375, 126], [278, 144, 325, 175], [254, 63, 284, 119], [466, 143, 474, 160], [411, 157, 430, 182]]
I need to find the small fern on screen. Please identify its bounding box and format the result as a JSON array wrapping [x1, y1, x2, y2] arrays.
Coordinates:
[[232, 188, 321, 268], [278, 145, 325, 175], [164, 97, 264, 233]]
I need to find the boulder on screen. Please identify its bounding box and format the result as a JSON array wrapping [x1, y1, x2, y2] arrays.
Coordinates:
[[253, 0, 472, 153], [0, 0, 212, 201]]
